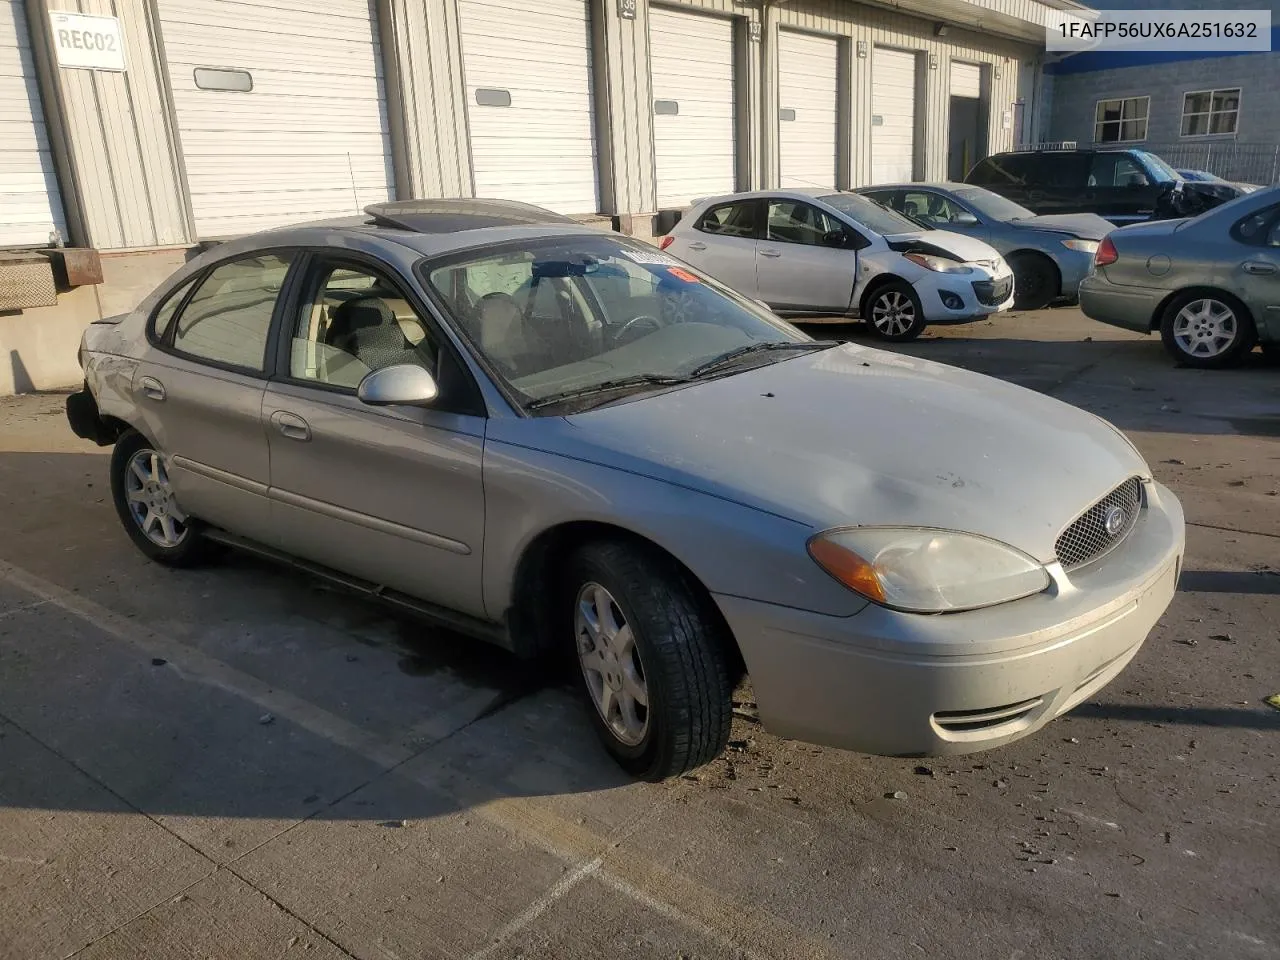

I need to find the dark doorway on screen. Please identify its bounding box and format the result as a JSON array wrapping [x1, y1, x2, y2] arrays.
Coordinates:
[[948, 96, 983, 181]]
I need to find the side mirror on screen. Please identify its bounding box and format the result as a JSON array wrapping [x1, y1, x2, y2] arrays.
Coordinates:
[[822, 229, 850, 248], [953, 211, 980, 226], [357, 364, 438, 407]]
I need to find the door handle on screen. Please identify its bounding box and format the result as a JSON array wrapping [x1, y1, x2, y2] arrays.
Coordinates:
[[270, 410, 311, 442], [139, 376, 166, 401], [1028, 190, 1045, 202], [759, 248, 782, 258], [1242, 261, 1277, 275], [687, 241, 707, 251]]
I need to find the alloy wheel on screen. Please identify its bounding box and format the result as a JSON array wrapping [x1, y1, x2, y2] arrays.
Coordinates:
[[575, 581, 649, 746], [872, 291, 916, 337], [1172, 299, 1238, 358], [124, 448, 188, 548]]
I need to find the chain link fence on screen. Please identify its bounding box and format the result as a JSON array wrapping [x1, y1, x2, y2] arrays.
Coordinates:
[[1117, 142, 1280, 185]]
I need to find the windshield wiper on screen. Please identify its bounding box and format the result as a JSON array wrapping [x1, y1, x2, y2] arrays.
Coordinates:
[[689, 340, 839, 378], [525, 374, 693, 411]]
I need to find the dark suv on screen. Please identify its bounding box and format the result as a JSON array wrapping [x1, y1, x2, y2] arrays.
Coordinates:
[[965, 148, 1239, 226]]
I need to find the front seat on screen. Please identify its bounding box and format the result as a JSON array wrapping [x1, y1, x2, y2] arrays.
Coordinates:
[[327, 296, 426, 372]]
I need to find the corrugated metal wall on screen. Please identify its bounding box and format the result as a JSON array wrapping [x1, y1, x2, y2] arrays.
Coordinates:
[[36, 0, 189, 248]]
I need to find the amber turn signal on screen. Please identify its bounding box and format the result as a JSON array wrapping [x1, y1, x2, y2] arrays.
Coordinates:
[[807, 537, 886, 603]]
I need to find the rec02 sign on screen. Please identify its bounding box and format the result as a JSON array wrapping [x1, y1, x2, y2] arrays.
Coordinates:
[[49, 11, 126, 71]]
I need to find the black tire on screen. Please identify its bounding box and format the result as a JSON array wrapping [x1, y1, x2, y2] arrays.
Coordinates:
[[864, 281, 927, 342], [1009, 252, 1059, 311], [110, 430, 212, 567], [564, 540, 733, 781], [1158, 291, 1257, 369]]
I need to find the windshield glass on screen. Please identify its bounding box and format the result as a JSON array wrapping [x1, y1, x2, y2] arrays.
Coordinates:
[[818, 192, 923, 236], [1135, 151, 1180, 183], [953, 186, 1034, 222], [421, 236, 810, 410]]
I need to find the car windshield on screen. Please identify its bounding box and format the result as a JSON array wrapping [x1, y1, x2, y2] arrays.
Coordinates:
[[1134, 151, 1180, 183], [952, 186, 1034, 222], [818, 192, 923, 236], [421, 236, 816, 410]]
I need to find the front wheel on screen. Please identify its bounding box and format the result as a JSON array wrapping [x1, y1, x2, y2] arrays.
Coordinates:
[[1159, 292, 1256, 368], [565, 541, 733, 781], [1009, 253, 1059, 311], [865, 281, 927, 342], [110, 430, 212, 566]]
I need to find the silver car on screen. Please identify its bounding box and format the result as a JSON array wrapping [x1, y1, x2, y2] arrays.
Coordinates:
[[67, 200, 1185, 781], [856, 183, 1111, 310]]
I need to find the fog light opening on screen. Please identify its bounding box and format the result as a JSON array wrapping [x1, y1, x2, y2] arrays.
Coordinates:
[[939, 290, 964, 310]]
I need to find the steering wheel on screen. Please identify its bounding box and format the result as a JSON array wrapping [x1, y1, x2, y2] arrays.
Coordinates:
[[614, 314, 663, 345]]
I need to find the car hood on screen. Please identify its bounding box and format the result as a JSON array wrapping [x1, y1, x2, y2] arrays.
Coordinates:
[[884, 230, 1003, 264], [1011, 213, 1113, 240], [544, 344, 1149, 563]]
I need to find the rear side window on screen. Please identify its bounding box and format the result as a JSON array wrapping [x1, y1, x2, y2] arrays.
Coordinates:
[[696, 201, 758, 238], [170, 253, 293, 371], [1038, 153, 1091, 189], [150, 278, 197, 341], [1232, 203, 1280, 246], [967, 154, 1033, 186]]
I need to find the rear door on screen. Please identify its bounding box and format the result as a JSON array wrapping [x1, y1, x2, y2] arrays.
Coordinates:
[[132, 252, 298, 545], [668, 199, 762, 297], [755, 199, 857, 311], [1228, 202, 1280, 340], [1035, 152, 1092, 215]]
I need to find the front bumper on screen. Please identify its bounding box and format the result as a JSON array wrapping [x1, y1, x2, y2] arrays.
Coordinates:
[[1079, 273, 1161, 333], [716, 480, 1185, 757], [919, 271, 1015, 323]]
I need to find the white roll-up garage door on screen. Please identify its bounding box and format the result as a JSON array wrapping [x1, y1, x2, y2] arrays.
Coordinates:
[[778, 31, 839, 191], [870, 48, 917, 185], [650, 7, 736, 209], [951, 61, 982, 99], [1, 0, 66, 248], [459, 0, 598, 215], [158, 0, 394, 239]]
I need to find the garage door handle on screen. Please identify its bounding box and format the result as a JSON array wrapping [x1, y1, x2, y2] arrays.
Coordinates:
[[759, 248, 782, 258], [687, 241, 706, 251], [139, 377, 166, 402], [270, 410, 311, 442], [1243, 261, 1277, 275]]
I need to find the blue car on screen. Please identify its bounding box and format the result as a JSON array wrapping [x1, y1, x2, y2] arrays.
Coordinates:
[[856, 183, 1112, 310]]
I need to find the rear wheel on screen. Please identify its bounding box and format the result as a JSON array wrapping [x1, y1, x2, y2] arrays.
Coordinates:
[[110, 430, 212, 566], [1159, 292, 1256, 368], [1009, 252, 1059, 311], [565, 541, 733, 781], [865, 281, 927, 342]]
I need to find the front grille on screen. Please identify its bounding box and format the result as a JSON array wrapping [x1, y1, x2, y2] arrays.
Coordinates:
[[971, 275, 1012, 306], [1055, 477, 1143, 569]]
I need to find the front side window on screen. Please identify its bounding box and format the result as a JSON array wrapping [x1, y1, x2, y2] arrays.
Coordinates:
[[766, 201, 844, 245], [1094, 97, 1149, 143], [289, 261, 437, 389], [171, 253, 292, 371], [423, 236, 810, 409], [1088, 153, 1150, 188], [1182, 88, 1240, 137]]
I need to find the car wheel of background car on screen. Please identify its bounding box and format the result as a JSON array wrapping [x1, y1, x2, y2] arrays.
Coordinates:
[[866, 281, 927, 342], [1159, 292, 1257, 369], [565, 540, 733, 781], [1009, 252, 1059, 311], [110, 430, 212, 567], [660, 288, 697, 324]]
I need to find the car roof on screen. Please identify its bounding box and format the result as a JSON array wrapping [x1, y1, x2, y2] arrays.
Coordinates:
[[232, 199, 614, 258], [855, 182, 972, 192], [690, 188, 844, 207]]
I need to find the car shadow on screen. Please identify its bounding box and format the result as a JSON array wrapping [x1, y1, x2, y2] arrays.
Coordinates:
[[1178, 569, 1280, 595], [1070, 702, 1280, 732]]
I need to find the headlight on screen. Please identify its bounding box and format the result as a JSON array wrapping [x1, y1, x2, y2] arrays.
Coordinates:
[[904, 252, 974, 274], [807, 527, 1050, 613], [1061, 238, 1099, 254]]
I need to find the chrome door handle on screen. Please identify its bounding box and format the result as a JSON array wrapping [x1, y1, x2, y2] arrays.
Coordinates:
[[270, 410, 311, 442], [139, 377, 166, 401], [759, 248, 781, 258], [1242, 261, 1277, 275], [687, 241, 706, 251]]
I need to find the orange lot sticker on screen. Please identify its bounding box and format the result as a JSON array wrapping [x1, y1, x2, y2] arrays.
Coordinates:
[[666, 267, 700, 283]]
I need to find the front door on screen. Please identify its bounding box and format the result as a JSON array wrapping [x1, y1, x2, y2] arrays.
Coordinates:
[[1086, 152, 1158, 224], [261, 256, 487, 617], [755, 199, 857, 312], [132, 251, 297, 545]]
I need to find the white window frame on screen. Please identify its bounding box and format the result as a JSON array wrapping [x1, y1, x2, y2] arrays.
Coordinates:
[[1093, 96, 1149, 144], [1180, 87, 1241, 139]]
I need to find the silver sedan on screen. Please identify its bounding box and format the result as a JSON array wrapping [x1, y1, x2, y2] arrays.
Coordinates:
[[857, 183, 1113, 310], [67, 200, 1184, 781]]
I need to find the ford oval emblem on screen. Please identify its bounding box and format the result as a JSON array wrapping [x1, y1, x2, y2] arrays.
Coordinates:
[[1104, 505, 1127, 537]]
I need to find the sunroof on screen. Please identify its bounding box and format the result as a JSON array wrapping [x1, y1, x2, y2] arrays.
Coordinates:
[[363, 199, 578, 234]]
